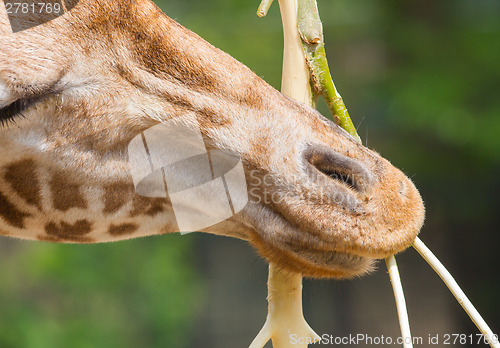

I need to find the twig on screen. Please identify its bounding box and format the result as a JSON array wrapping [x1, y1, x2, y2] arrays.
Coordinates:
[[257, 0, 274, 17], [413, 237, 500, 348], [297, 0, 361, 143], [277, 0, 313, 105], [386, 255, 413, 348]]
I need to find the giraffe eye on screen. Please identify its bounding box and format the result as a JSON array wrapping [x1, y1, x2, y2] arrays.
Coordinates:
[[0, 98, 36, 127]]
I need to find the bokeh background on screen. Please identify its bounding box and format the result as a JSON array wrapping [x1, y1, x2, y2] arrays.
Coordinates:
[[0, 0, 499, 347]]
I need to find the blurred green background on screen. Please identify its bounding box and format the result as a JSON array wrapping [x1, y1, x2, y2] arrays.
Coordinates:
[[1, 0, 499, 347]]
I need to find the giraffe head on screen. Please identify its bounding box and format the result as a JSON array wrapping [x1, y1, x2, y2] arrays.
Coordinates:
[[0, 0, 424, 278]]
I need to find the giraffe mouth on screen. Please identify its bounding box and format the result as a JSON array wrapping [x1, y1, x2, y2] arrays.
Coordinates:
[[243, 203, 377, 279], [240, 142, 425, 279], [248, 227, 377, 279]]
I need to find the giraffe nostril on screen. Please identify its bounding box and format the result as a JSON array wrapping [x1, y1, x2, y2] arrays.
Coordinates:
[[322, 168, 357, 190], [303, 144, 373, 193]]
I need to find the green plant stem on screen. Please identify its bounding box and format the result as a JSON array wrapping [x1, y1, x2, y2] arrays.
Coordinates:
[[257, 0, 361, 142], [257, 0, 274, 17], [307, 46, 361, 143], [297, 0, 361, 143]]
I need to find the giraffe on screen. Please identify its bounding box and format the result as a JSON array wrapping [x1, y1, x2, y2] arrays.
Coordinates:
[[0, 0, 424, 279]]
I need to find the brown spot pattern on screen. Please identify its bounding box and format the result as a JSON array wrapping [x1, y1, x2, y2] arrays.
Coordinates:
[[43, 220, 93, 243], [5, 159, 42, 210], [0, 191, 30, 228], [108, 223, 139, 236], [50, 171, 87, 211], [103, 182, 130, 214], [130, 195, 165, 217], [103, 181, 166, 217], [103, 182, 166, 217]]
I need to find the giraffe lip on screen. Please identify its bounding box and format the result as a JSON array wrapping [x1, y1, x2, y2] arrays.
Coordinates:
[[241, 203, 378, 278], [247, 224, 376, 278], [286, 245, 376, 277]]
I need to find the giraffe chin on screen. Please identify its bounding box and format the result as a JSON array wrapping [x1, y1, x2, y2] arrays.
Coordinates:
[[249, 231, 376, 279]]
